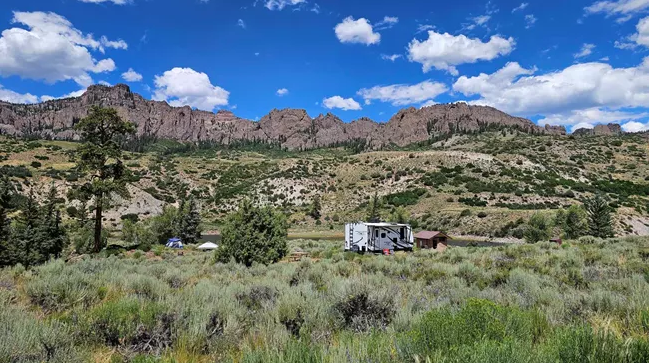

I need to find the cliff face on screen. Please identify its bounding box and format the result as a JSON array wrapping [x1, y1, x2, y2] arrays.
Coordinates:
[[0, 84, 566, 149]]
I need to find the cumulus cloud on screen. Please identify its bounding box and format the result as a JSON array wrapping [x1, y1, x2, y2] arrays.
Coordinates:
[[276, 88, 289, 96], [334, 17, 380, 45], [512, 3, 529, 12], [121, 68, 143, 82], [265, 0, 305, 10], [238, 19, 246, 29], [153, 67, 229, 111], [381, 54, 402, 62], [322, 96, 362, 111], [621, 120, 649, 132], [617, 16, 649, 48], [357, 80, 448, 106], [0, 11, 125, 87], [452, 57, 649, 129], [0, 84, 39, 104], [585, 0, 649, 22], [407, 31, 515, 75], [40, 88, 87, 102]]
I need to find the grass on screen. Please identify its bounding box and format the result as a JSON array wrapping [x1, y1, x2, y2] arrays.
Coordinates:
[[1, 236, 648, 362]]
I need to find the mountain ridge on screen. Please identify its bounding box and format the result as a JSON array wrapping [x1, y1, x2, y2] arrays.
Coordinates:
[[0, 83, 568, 149]]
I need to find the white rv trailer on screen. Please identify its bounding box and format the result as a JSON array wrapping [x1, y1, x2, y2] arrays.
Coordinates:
[[345, 222, 414, 253]]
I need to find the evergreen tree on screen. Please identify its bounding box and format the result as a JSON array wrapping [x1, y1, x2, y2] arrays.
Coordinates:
[[563, 205, 588, 240], [524, 213, 552, 243], [366, 192, 382, 222], [216, 199, 287, 266], [0, 176, 13, 242], [70, 106, 136, 253], [585, 195, 614, 238], [180, 198, 202, 244], [309, 195, 322, 220], [390, 207, 408, 224]]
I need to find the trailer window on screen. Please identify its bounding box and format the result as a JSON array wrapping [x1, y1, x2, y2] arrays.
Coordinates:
[[375, 230, 379, 238], [381, 233, 386, 238], [400, 227, 404, 239]]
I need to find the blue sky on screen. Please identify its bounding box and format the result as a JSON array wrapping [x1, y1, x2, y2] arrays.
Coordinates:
[[1, 0, 649, 132]]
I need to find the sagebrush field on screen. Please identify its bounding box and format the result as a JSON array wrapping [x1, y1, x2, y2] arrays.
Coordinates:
[[2, 236, 648, 362]]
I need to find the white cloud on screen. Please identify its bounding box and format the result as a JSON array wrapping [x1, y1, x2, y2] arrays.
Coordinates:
[[539, 108, 649, 130], [584, 0, 649, 22], [407, 31, 515, 75], [276, 88, 289, 96], [462, 15, 491, 31], [375, 16, 399, 30], [512, 3, 529, 12], [452, 58, 649, 130], [79, 0, 130, 4], [357, 80, 448, 106], [121, 68, 143, 82], [574, 43, 596, 58], [40, 88, 87, 102], [416, 24, 435, 33], [0, 11, 125, 87], [619, 15, 649, 47], [311, 4, 320, 14], [0, 84, 39, 104], [322, 96, 362, 111], [525, 14, 537, 28], [238, 19, 246, 29], [265, 0, 305, 10], [153, 67, 229, 111], [381, 54, 402, 61], [622, 120, 649, 132], [334, 17, 380, 45], [254, 52, 260, 56]]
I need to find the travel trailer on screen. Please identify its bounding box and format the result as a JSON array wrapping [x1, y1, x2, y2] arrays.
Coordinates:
[[344, 222, 414, 253]]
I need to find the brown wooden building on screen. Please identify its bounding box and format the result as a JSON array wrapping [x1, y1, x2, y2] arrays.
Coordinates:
[[414, 231, 451, 251]]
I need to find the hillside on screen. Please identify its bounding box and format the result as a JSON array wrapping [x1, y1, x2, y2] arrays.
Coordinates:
[[2, 128, 648, 238], [0, 84, 567, 150]]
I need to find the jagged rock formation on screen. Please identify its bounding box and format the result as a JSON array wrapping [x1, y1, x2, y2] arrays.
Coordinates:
[[573, 123, 623, 136], [0, 84, 566, 149]]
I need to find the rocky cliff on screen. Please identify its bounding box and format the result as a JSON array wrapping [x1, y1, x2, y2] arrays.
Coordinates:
[[573, 123, 623, 136], [0, 84, 566, 149]]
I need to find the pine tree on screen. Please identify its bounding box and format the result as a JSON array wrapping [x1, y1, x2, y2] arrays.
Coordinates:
[[585, 195, 614, 238], [366, 192, 382, 222], [563, 205, 588, 240], [180, 198, 201, 244], [309, 195, 322, 220], [71, 106, 136, 253]]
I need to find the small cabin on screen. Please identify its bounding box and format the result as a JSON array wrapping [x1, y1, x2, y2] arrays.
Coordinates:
[[414, 231, 451, 251]]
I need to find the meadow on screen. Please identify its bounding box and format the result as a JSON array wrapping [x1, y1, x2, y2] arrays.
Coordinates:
[[2, 236, 649, 363]]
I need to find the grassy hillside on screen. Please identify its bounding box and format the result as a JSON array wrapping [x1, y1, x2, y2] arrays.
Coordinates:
[[1, 131, 648, 237]]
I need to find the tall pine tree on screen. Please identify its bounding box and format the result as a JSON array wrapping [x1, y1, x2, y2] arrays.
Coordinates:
[[71, 106, 136, 253], [180, 198, 201, 244], [585, 194, 614, 238]]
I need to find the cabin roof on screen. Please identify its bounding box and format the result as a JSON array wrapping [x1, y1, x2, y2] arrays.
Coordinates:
[[414, 231, 451, 240]]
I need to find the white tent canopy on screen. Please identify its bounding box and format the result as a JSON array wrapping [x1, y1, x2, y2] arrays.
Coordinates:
[[197, 242, 219, 251]]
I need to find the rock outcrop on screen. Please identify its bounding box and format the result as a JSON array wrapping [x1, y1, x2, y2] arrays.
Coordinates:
[[0, 84, 566, 149], [573, 123, 623, 136]]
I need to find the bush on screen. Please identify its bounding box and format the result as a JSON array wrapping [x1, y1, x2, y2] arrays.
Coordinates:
[[215, 199, 288, 266], [333, 283, 395, 332], [30, 161, 42, 168], [477, 211, 488, 218]]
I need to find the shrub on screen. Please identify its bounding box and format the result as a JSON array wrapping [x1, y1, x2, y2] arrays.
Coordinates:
[[477, 211, 488, 218], [333, 283, 395, 332], [215, 199, 288, 266], [30, 161, 42, 168]]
